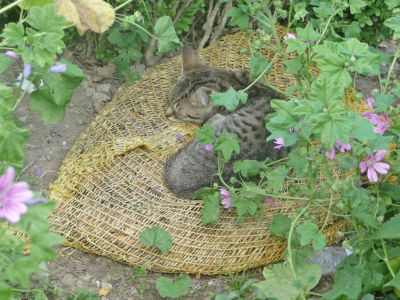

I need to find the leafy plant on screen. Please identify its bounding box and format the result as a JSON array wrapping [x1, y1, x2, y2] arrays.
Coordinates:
[[138, 226, 173, 254], [156, 274, 191, 299]]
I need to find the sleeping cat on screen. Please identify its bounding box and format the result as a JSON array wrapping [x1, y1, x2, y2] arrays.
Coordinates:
[[164, 48, 283, 198]]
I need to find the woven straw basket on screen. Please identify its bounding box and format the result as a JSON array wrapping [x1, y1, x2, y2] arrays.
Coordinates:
[[48, 31, 350, 275]]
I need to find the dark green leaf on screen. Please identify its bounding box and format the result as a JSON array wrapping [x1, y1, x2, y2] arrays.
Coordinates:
[[211, 87, 248, 112], [343, 21, 361, 38], [156, 275, 191, 299], [285, 39, 306, 55], [20, 0, 53, 9], [248, 56, 269, 78], [214, 132, 240, 162], [1, 23, 25, 48], [227, 7, 250, 31], [370, 214, 400, 240], [0, 55, 15, 74], [323, 266, 362, 300], [287, 148, 308, 177], [349, 0, 367, 14], [266, 166, 288, 193], [26, 4, 66, 36], [233, 160, 264, 178], [270, 214, 291, 238], [154, 16, 181, 54], [195, 123, 215, 145], [232, 199, 257, 217], [285, 56, 302, 75], [139, 226, 173, 254], [374, 93, 396, 113], [296, 221, 326, 250], [202, 193, 220, 224], [296, 22, 320, 41], [385, 271, 400, 289], [384, 16, 400, 39]]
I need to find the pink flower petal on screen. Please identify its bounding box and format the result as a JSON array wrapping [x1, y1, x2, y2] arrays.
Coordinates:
[[374, 150, 387, 161], [359, 161, 368, 173], [0, 202, 27, 223], [7, 188, 33, 203], [0, 167, 15, 190], [367, 167, 378, 182], [326, 148, 336, 160], [373, 162, 390, 175]]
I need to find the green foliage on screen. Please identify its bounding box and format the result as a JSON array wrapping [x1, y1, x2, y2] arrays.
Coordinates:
[[296, 220, 326, 251], [156, 274, 191, 299], [0, 200, 64, 299], [154, 16, 181, 54], [202, 193, 220, 224], [138, 226, 173, 255], [211, 87, 248, 112], [270, 214, 291, 238], [214, 132, 240, 162], [233, 160, 265, 178]]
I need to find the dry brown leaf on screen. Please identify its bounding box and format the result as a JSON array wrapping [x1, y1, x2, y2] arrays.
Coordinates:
[[98, 283, 112, 296], [55, 0, 115, 35]]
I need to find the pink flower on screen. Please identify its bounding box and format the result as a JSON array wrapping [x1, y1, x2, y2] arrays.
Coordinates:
[[220, 188, 233, 210], [362, 112, 391, 135], [0, 166, 33, 223], [366, 97, 375, 108], [274, 138, 285, 150], [265, 197, 278, 207], [204, 144, 214, 153], [23, 63, 31, 79], [49, 63, 67, 73], [284, 33, 296, 41], [325, 140, 352, 160], [359, 150, 390, 183], [5, 50, 19, 60], [326, 148, 336, 160]]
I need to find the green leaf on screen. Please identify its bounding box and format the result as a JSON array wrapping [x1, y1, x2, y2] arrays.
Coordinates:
[[139, 226, 173, 254], [385, 16, 400, 39], [343, 21, 361, 38], [0, 115, 30, 171], [211, 87, 248, 112], [248, 56, 269, 78], [385, 271, 400, 289], [297, 22, 320, 41], [156, 275, 191, 299], [20, 0, 54, 9], [349, 0, 367, 14], [232, 199, 258, 217], [0, 55, 15, 74], [285, 39, 306, 55], [370, 214, 400, 240], [0, 84, 14, 116], [31, 59, 84, 123], [195, 123, 215, 145], [323, 266, 362, 300], [310, 76, 344, 106], [255, 263, 321, 300], [33, 290, 48, 300], [313, 2, 334, 18], [0, 283, 12, 300], [270, 214, 291, 238], [154, 16, 181, 54], [374, 93, 396, 112], [233, 160, 264, 178], [214, 132, 240, 162], [319, 119, 351, 149], [202, 194, 220, 224], [1, 23, 25, 48], [66, 289, 99, 300], [351, 114, 376, 142], [285, 56, 302, 75], [296, 221, 326, 251], [385, 0, 400, 9], [313, 53, 352, 88], [227, 7, 250, 31], [26, 4, 66, 36], [267, 166, 288, 193], [287, 148, 308, 177]]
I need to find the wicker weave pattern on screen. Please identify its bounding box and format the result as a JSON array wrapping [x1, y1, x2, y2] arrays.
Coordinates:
[[48, 32, 348, 274]]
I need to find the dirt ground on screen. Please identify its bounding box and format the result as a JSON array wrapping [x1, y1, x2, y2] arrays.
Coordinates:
[[16, 39, 398, 299]]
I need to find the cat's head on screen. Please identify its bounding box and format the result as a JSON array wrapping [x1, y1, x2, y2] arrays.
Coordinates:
[[166, 48, 250, 124]]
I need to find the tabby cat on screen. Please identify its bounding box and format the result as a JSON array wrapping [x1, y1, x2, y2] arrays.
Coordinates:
[[164, 48, 283, 198]]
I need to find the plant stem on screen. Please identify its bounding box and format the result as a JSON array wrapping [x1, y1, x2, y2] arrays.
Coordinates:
[[382, 46, 400, 94], [242, 54, 278, 92], [114, 0, 135, 12], [287, 203, 311, 300], [116, 16, 157, 39], [381, 239, 396, 278], [0, 0, 24, 15], [141, 0, 153, 26], [315, 12, 335, 46]]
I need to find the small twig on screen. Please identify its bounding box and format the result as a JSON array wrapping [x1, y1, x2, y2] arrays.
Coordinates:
[[20, 158, 38, 176], [173, 1, 193, 25], [198, 1, 221, 49], [210, 0, 233, 44]]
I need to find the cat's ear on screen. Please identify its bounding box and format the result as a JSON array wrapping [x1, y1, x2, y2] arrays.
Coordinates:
[[181, 47, 203, 74], [193, 87, 214, 106]]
